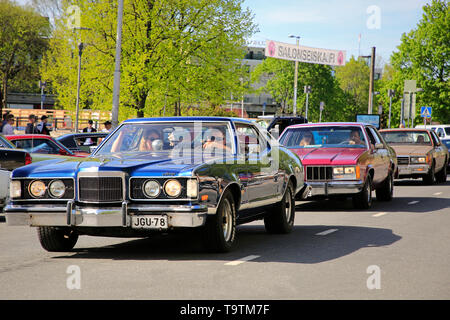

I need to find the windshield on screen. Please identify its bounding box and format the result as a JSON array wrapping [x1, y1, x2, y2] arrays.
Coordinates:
[[95, 121, 234, 156], [280, 126, 367, 148], [380, 131, 431, 145]]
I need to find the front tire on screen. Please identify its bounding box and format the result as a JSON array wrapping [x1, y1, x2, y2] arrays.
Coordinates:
[[202, 190, 236, 253], [37, 227, 78, 252], [352, 175, 373, 209], [436, 159, 447, 183], [376, 172, 394, 201], [423, 162, 436, 185], [264, 181, 295, 234]]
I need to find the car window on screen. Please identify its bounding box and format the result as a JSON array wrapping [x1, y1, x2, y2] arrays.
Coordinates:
[[429, 131, 440, 146], [368, 127, 382, 144], [380, 131, 432, 145], [96, 121, 234, 155], [280, 126, 367, 148], [234, 123, 269, 155], [26, 139, 61, 154]]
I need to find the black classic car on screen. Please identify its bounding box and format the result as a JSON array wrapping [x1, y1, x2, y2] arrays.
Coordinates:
[[56, 132, 109, 154], [5, 117, 309, 253]]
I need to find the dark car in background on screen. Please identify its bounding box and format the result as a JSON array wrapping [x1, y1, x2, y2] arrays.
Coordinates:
[[56, 132, 109, 154], [255, 115, 308, 138]]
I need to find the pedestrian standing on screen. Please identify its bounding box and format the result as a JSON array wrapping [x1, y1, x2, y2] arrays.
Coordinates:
[[102, 120, 112, 133], [25, 114, 39, 134], [36, 115, 51, 135], [82, 120, 97, 145], [1, 114, 15, 135]]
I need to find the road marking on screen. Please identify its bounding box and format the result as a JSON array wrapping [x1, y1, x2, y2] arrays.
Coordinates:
[[315, 228, 338, 236], [408, 201, 420, 205], [225, 255, 260, 266], [433, 192, 442, 196], [372, 212, 388, 217]]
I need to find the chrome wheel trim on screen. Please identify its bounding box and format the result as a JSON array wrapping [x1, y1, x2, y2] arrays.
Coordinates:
[[285, 188, 292, 222], [222, 199, 233, 243]]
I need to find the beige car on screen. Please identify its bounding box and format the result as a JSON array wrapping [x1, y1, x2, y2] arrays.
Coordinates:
[[379, 129, 448, 184]]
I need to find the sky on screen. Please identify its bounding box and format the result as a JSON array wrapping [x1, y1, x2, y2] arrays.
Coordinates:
[[242, 0, 430, 65]]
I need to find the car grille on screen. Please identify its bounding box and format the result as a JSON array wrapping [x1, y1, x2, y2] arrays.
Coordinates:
[[397, 156, 409, 165], [78, 177, 123, 202], [306, 166, 333, 181]]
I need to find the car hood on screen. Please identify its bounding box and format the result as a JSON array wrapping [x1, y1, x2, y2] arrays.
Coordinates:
[[389, 144, 433, 156], [289, 147, 366, 165], [11, 152, 217, 178]]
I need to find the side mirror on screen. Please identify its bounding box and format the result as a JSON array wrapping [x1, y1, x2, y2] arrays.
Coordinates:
[[89, 146, 97, 153], [374, 143, 384, 149], [59, 149, 68, 155]]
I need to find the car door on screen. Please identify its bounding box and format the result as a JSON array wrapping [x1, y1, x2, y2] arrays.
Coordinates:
[[364, 127, 385, 184], [235, 122, 277, 208], [430, 131, 445, 170], [370, 127, 391, 179]]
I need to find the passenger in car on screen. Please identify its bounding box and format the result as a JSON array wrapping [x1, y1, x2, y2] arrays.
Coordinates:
[[299, 131, 314, 146]]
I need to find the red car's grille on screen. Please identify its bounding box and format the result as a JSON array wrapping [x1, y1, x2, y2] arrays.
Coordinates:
[[306, 166, 333, 181]]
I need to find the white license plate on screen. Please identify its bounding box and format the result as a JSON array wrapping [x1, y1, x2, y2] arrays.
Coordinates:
[[131, 215, 168, 229]]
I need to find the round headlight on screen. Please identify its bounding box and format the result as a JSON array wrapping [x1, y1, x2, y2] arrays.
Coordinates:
[[29, 180, 46, 198], [164, 179, 182, 198], [143, 180, 161, 198], [49, 180, 66, 198]]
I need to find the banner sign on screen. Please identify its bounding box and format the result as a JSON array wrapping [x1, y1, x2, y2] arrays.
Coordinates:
[[265, 40, 346, 66]]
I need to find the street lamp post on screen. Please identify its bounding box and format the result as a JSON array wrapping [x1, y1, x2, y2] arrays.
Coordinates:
[[111, 0, 124, 129], [304, 85, 312, 120], [75, 42, 83, 133], [289, 35, 300, 116]]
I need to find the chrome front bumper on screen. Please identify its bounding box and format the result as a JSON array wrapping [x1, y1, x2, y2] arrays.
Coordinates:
[[307, 180, 364, 197], [398, 164, 429, 176], [4, 201, 208, 228]]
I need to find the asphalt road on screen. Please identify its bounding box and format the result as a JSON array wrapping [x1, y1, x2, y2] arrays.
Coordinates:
[[0, 177, 449, 300]]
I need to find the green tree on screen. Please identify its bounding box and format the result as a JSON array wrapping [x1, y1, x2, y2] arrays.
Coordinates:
[[251, 57, 349, 122], [334, 56, 370, 117], [0, 0, 50, 113], [41, 0, 257, 121], [390, 0, 449, 124]]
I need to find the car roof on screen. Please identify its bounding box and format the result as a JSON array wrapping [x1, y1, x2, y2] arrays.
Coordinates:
[[5, 134, 54, 139], [57, 132, 108, 138], [379, 128, 431, 132], [285, 122, 368, 129], [123, 116, 253, 125]]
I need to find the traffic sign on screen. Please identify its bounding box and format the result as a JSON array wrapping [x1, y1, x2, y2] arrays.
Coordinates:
[[420, 106, 432, 118]]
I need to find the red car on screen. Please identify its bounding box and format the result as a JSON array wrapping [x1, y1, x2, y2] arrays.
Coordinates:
[[279, 122, 398, 209], [6, 134, 89, 157]]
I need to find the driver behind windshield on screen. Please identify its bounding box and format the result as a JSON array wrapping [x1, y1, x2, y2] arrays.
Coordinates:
[[349, 129, 364, 145], [139, 128, 161, 151]]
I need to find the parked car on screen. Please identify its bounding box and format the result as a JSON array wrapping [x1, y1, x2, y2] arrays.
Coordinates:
[[379, 128, 448, 184], [5, 117, 310, 253], [415, 124, 450, 140], [56, 132, 109, 154], [6, 134, 89, 157], [0, 148, 31, 211], [0, 134, 76, 163], [441, 139, 450, 169], [279, 122, 397, 209]]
